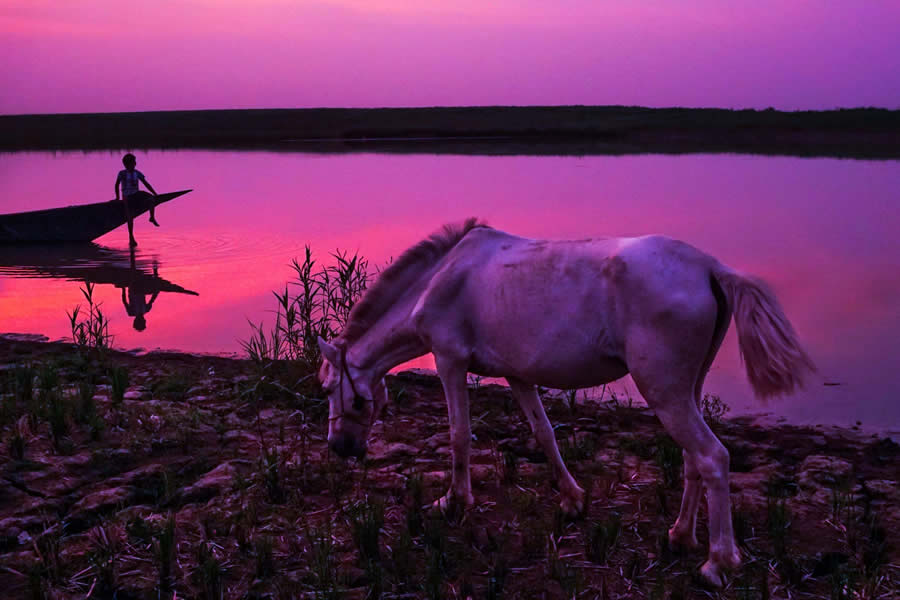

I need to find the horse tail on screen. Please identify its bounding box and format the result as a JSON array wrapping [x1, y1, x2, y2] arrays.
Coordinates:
[[712, 267, 815, 398]]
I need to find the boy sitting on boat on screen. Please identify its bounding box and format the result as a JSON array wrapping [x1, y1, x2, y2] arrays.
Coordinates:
[[115, 153, 158, 247]]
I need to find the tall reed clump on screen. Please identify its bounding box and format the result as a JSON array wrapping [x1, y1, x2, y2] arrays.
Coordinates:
[[67, 282, 113, 356], [241, 247, 369, 370]]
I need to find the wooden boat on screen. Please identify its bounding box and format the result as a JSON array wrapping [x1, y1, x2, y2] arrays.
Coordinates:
[[0, 190, 192, 243]]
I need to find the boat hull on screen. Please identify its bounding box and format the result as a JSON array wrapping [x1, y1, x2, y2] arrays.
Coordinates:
[[0, 190, 191, 243]]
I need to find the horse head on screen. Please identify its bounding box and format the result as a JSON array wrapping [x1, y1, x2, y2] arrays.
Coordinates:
[[317, 337, 388, 459]]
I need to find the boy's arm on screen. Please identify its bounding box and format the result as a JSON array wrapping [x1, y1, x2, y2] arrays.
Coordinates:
[[115, 172, 121, 200], [138, 173, 157, 195]]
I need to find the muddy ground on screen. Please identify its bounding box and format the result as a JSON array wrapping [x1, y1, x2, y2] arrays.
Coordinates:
[[1, 337, 897, 599]]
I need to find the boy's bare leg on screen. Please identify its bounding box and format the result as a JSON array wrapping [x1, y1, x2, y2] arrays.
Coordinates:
[[149, 206, 159, 226], [122, 197, 137, 246]]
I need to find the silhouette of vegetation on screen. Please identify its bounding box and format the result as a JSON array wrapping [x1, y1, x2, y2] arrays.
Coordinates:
[[67, 283, 112, 356], [242, 247, 369, 370], [4, 106, 899, 159]]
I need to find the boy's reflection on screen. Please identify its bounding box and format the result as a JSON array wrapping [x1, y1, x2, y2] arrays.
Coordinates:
[[0, 242, 198, 333], [120, 250, 161, 331]]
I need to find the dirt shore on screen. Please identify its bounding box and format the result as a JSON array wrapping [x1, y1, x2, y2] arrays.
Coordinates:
[[2, 106, 899, 158], [1, 337, 897, 599]]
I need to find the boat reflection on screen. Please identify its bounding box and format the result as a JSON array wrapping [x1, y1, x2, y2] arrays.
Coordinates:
[[0, 243, 198, 332]]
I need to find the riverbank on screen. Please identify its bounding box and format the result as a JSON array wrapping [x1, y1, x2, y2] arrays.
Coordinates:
[[0, 337, 897, 598], [2, 106, 899, 158]]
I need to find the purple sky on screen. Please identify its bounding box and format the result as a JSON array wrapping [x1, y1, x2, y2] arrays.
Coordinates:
[[2, 1, 899, 115]]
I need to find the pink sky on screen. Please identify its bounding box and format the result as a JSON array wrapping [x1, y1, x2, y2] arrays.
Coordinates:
[[2, 1, 899, 115]]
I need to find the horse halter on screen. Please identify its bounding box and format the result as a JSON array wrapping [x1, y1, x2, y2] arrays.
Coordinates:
[[329, 344, 370, 427]]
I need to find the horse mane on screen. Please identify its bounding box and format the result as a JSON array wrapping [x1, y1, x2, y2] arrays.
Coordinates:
[[341, 218, 490, 343]]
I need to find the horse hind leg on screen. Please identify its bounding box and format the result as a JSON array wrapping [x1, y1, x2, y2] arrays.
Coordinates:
[[669, 284, 731, 550], [628, 327, 739, 587], [669, 450, 702, 549], [638, 384, 740, 587], [670, 271, 733, 551], [507, 377, 585, 516]]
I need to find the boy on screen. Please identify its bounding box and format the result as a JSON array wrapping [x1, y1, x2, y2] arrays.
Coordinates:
[[115, 153, 158, 247]]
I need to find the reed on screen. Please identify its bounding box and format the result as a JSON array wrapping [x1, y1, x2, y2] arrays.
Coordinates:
[[154, 513, 177, 594], [390, 527, 414, 589], [347, 496, 384, 565], [654, 434, 683, 489], [11, 364, 34, 422], [259, 442, 286, 504], [254, 535, 276, 578], [585, 512, 621, 565], [67, 283, 112, 355], [86, 522, 120, 597], [8, 423, 26, 460], [33, 525, 64, 586], [36, 363, 70, 452], [308, 523, 342, 600], [766, 496, 791, 562], [109, 366, 129, 407], [241, 246, 369, 370], [193, 542, 225, 600], [485, 556, 508, 600]]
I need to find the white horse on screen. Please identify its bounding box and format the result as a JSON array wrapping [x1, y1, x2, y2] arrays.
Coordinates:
[[317, 219, 814, 587]]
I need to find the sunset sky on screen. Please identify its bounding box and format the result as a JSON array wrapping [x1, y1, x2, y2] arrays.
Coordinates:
[[3, 1, 899, 114]]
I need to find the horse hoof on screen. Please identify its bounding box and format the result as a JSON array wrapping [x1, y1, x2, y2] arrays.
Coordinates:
[[668, 527, 699, 550], [431, 494, 451, 514], [700, 560, 727, 588], [560, 486, 585, 517], [724, 547, 742, 569], [430, 492, 473, 518]]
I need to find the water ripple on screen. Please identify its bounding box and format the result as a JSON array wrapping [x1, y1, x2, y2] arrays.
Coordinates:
[[142, 231, 307, 269]]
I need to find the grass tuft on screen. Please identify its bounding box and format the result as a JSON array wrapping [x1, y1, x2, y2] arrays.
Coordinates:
[[154, 513, 177, 594], [193, 542, 225, 600], [347, 496, 384, 565], [585, 512, 621, 565], [109, 366, 129, 406]]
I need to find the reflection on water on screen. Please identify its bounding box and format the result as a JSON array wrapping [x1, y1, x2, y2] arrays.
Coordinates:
[[0, 243, 198, 333], [0, 149, 898, 432]]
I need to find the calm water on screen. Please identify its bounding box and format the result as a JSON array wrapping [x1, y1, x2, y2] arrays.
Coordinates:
[[1, 150, 899, 433]]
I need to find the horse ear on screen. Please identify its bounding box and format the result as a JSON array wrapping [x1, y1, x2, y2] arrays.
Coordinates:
[[318, 337, 340, 365]]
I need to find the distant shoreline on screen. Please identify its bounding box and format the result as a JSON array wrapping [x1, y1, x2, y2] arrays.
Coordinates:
[[2, 105, 899, 158]]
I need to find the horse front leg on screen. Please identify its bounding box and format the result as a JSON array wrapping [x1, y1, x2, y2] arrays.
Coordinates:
[[507, 377, 585, 516], [433, 356, 475, 514]]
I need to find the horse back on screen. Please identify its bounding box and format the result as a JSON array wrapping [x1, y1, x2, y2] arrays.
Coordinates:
[[411, 230, 719, 386]]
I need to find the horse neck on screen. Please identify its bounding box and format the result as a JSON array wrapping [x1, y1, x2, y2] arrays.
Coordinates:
[[346, 282, 428, 381]]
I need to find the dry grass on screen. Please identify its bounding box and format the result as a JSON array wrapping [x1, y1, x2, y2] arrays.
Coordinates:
[[0, 338, 898, 599]]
